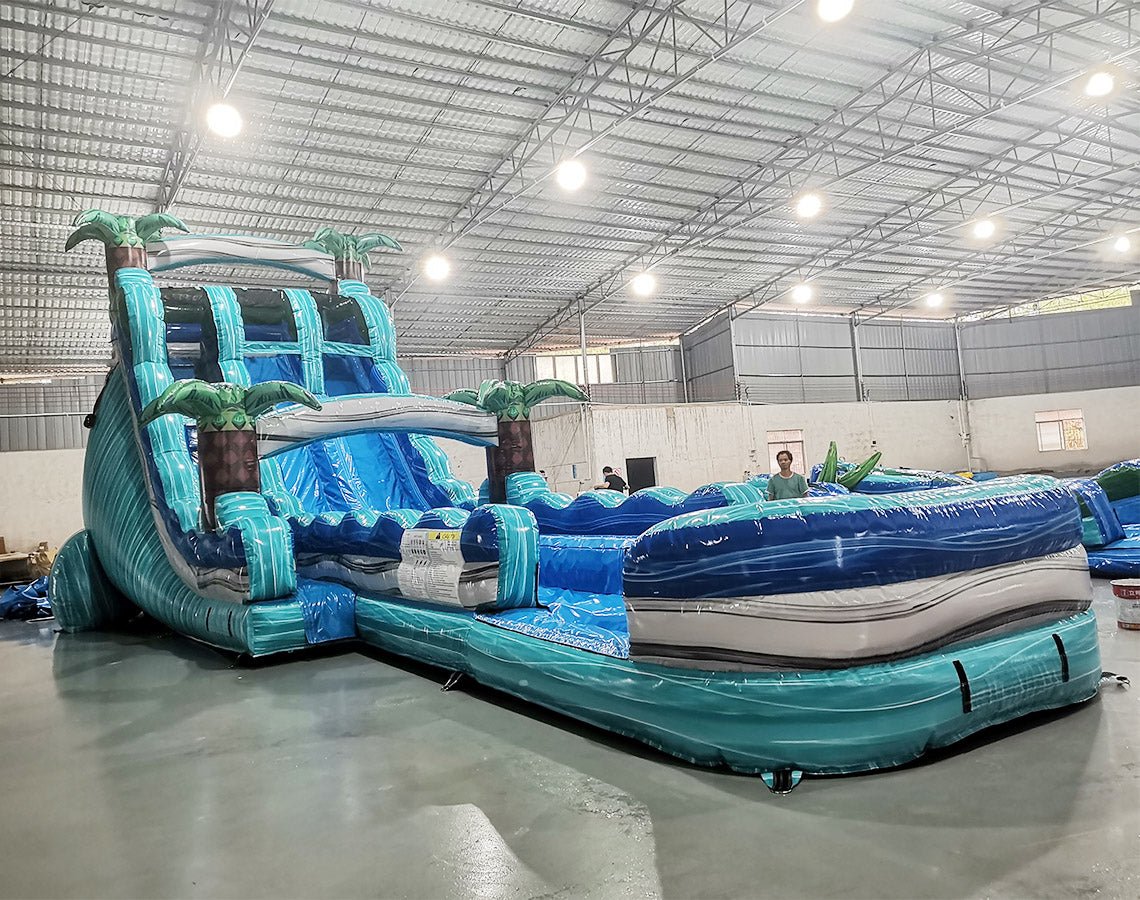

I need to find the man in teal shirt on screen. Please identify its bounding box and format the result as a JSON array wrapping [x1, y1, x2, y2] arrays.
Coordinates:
[[767, 450, 809, 500]]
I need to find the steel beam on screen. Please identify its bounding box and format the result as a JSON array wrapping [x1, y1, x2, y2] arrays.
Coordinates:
[[507, 0, 1140, 355], [152, 0, 276, 212]]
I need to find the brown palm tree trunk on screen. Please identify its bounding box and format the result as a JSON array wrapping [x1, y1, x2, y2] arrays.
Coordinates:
[[105, 245, 148, 293], [334, 258, 364, 284], [197, 428, 261, 528], [487, 418, 534, 503]]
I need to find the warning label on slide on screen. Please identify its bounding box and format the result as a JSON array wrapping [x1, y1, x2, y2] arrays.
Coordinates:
[[397, 528, 465, 604]]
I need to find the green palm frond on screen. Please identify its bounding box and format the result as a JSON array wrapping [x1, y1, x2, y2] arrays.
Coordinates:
[[73, 209, 122, 234], [243, 381, 321, 420], [447, 378, 586, 420], [112, 216, 143, 247], [310, 227, 348, 257], [475, 379, 520, 418], [356, 232, 402, 253], [135, 213, 189, 243], [820, 441, 839, 482], [139, 380, 225, 426], [444, 389, 480, 407], [838, 452, 883, 490], [520, 379, 588, 416], [64, 222, 119, 251], [305, 226, 402, 268]]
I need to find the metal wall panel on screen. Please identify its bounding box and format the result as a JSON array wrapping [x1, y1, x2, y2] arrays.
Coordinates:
[[735, 344, 801, 376], [961, 305, 1140, 399], [0, 375, 103, 452], [505, 355, 537, 384], [590, 382, 685, 404], [398, 356, 505, 397], [611, 345, 681, 384], [803, 376, 858, 402], [861, 347, 905, 374], [738, 375, 804, 404], [732, 311, 855, 404], [858, 320, 960, 401], [681, 313, 736, 402]]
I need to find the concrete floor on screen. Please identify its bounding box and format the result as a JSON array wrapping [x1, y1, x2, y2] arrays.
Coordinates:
[[0, 583, 1137, 899]]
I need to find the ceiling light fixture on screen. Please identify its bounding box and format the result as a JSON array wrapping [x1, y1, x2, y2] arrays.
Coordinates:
[[1113, 234, 1132, 254], [205, 102, 243, 138], [1084, 69, 1116, 98], [816, 0, 854, 23], [924, 292, 944, 308], [555, 158, 587, 191], [791, 282, 814, 304], [630, 271, 656, 297], [971, 218, 997, 240], [794, 191, 824, 219], [423, 254, 451, 281]]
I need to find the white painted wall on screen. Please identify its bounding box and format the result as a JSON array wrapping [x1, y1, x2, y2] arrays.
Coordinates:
[[541, 399, 967, 493], [431, 438, 490, 492], [5, 385, 1138, 551], [0, 449, 86, 551], [969, 385, 1140, 474], [529, 411, 591, 494]]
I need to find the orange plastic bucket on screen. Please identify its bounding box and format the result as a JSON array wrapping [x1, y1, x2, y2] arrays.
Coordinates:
[[1111, 579, 1140, 630]]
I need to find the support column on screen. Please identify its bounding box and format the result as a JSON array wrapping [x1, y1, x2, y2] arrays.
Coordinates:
[[578, 298, 594, 489], [678, 338, 690, 403], [954, 320, 974, 471], [850, 313, 865, 401], [728, 307, 743, 402]]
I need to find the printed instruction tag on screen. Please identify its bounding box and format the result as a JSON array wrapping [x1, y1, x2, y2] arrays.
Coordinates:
[[397, 529, 464, 604]]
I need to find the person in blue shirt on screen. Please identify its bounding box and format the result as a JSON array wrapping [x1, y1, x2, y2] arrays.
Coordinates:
[[767, 450, 809, 500]]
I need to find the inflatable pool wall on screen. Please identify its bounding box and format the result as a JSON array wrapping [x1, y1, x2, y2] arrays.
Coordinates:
[[52, 220, 1102, 782], [1069, 460, 1140, 576]]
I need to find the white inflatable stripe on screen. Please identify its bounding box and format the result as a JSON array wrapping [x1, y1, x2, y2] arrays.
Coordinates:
[[625, 546, 1091, 669], [257, 395, 499, 456]]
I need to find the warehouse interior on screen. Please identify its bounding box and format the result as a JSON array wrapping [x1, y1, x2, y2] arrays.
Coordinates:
[[2, 0, 1140, 897]]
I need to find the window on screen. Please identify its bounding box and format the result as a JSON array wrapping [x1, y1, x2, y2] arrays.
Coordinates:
[[767, 429, 805, 474], [530, 353, 615, 385], [598, 354, 614, 383], [554, 356, 577, 383], [1035, 409, 1087, 452], [961, 285, 1134, 322], [534, 356, 555, 380]]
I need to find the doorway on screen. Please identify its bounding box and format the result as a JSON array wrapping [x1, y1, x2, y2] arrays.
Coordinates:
[[767, 429, 806, 475], [624, 457, 657, 494]]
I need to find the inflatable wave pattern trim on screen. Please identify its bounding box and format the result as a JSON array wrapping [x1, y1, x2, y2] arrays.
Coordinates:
[[505, 472, 768, 536], [624, 476, 1083, 599]]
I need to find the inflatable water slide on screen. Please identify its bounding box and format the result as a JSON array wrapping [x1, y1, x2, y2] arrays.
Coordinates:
[[51, 215, 1103, 786]]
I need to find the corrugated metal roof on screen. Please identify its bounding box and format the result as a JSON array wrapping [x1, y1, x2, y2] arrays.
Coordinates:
[[3, 0, 1140, 373]]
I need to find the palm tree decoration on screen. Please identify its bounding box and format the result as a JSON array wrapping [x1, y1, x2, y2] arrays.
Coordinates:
[[140, 380, 321, 528], [302, 226, 402, 281], [446, 379, 588, 503], [65, 209, 189, 282], [817, 440, 884, 491]]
